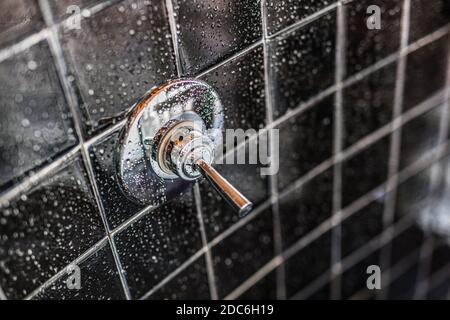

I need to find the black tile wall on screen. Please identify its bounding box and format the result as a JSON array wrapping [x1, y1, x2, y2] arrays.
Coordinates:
[[0, 0, 44, 49], [173, 0, 262, 75], [269, 11, 336, 119], [114, 191, 201, 298], [61, 0, 177, 137], [1, 0, 450, 300], [277, 96, 334, 190], [0, 41, 78, 191], [0, 156, 105, 299], [146, 255, 211, 300], [33, 242, 125, 300], [344, 0, 402, 77]]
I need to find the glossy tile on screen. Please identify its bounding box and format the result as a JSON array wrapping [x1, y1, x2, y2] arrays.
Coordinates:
[[88, 129, 146, 230], [114, 191, 202, 299], [277, 96, 334, 190], [173, 0, 262, 75], [199, 141, 270, 241], [344, 0, 402, 77], [265, 0, 335, 36], [0, 0, 44, 48], [0, 41, 78, 191], [237, 270, 277, 300], [279, 168, 333, 249], [146, 255, 211, 300], [409, 0, 450, 44], [285, 231, 331, 298], [399, 105, 442, 171], [211, 208, 274, 298], [33, 242, 125, 300], [61, 0, 177, 137], [0, 155, 105, 299], [342, 62, 397, 148], [403, 36, 449, 112], [199, 45, 266, 132], [341, 199, 384, 258], [342, 135, 390, 208], [269, 12, 336, 119], [341, 250, 381, 300]]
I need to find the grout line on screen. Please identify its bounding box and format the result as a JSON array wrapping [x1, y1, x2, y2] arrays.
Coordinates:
[[37, 0, 132, 300], [379, 0, 411, 300], [0, 285, 6, 300], [193, 183, 219, 300], [139, 248, 207, 300], [84, 118, 126, 148], [261, 0, 285, 301], [0, 29, 49, 63], [165, 0, 183, 76], [413, 237, 435, 299], [424, 261, 450, 296], [290, 270, 331, 300], [330, 1, 346, 300], [25, 237, 109, 299], [268, 2, 340, 40]]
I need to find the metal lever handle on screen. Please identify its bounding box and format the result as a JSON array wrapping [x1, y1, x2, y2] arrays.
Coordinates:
[[195, 159, 253, 217]]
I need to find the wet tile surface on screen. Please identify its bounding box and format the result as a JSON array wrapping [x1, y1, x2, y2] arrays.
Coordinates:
[[0, 156, 105, 299], [199, 45, 266, 132], [391, 224, 424, 266], [146, 255, 211, 300], [399, 105, 442, 171], [403, 36, 449, 112], [0, 0, 44, 48], [212, 208, 274, 298], [279, 168, 333, 249], [342, 136, 390, 208], [345, 0, 402, 77], [33, 242, 125, 300], [341, 200, 384, 258], [48, 0, 104, 20], [285, 231, 331, 298], [173, 0, 262, 75], [265, 0, 335, 36], [0, 41, 78, 191], [61, 0, 177, 137], [409, 0, 450, 43], [269, 12, 336, 119], [114, 191, 202, 299], [277, 96, 334, 190], [88, 129, 146, 230], [387, 262, 420, 299], [342, 62, 396, 148], [237, 270, 277, 300]]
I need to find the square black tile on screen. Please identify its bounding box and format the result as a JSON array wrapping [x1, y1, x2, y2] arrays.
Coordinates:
[[342, 62, 397, 148], [0, 41, 78, 191], [146, 255, 211, 300], [88, 129, 146, 230], [394, 167, 432, 222], [342, 135, 390, 208], [344, 0, 402, 77], [285, 231, 331, 298], [33, 242, 125, 300], [199, 140, 270, 241], [265, 0, 336, 36], [341, 199, 384, 258], [277, 96, 334, 190], [399, 105, 442, 170], [114, 190, 202, 299], [173, 0, 262, 75], [269, 12, 336, 119], [199, 45, 266, 132], [403, 36, 449, 112], [0, 0, 44, 48], [341, 249, 381, 300], [390, 224, 424, 266], [0, 155, 105, 299], [279, 168, 333, 249], [61, 0, 177, 137], [211, 208, 274, 298], [409, 0, 450, 44], [387, 262, 420, 299], [237, 270, 277, 300]]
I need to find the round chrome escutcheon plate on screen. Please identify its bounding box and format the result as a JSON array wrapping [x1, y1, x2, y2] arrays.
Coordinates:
[[116, 79, 224, 205]]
